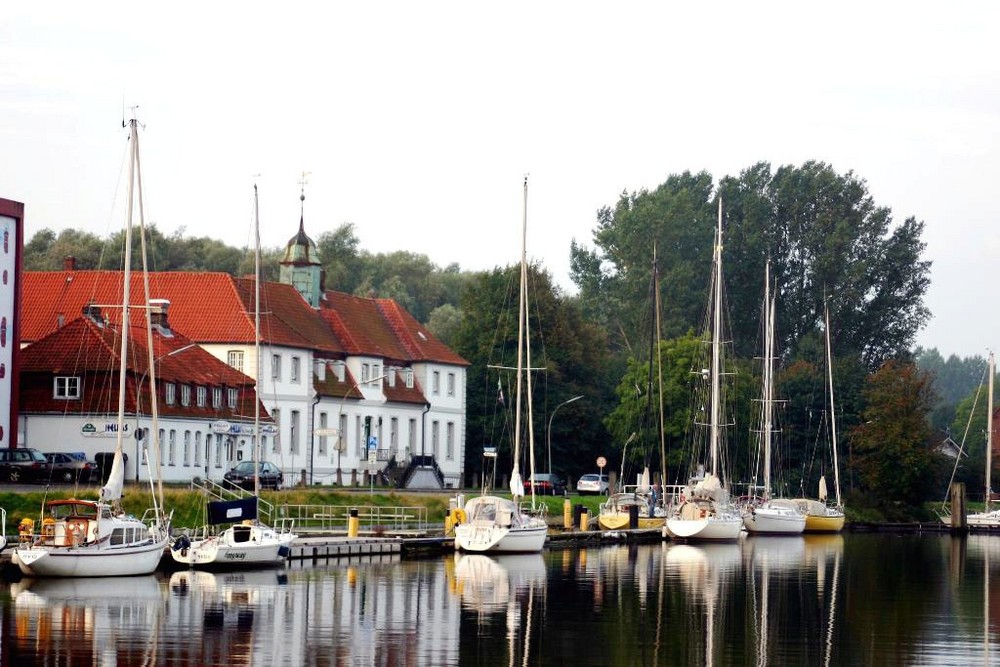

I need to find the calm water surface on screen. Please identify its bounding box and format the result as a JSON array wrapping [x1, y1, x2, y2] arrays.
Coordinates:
[[1, 533, 997, 666]]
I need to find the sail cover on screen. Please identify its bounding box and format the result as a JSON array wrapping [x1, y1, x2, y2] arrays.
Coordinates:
[[207, 497, 258, 525]]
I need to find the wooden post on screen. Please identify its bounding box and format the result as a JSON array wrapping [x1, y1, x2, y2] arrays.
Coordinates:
[[950, 482, 967, 533]]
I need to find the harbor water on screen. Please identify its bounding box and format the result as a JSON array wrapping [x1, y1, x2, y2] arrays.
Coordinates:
[[2, 532, 997, 665]]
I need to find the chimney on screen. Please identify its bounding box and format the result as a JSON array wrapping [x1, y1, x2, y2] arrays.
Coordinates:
[[149, 299, 172, 336], [81, 303, 102, 326], [64, 256, 76, 271]]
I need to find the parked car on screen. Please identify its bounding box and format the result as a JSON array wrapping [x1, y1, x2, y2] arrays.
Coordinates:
[[576, 473, 610, 495], [0, 447, 48, 483], [44, 452, 98, 483], [223, 460, 283, 491], [523, 473, 567, 496]]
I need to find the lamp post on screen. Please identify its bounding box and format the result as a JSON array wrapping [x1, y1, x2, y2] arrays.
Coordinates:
[[332, 373, 387, 486], [547, 395, 583, 475]]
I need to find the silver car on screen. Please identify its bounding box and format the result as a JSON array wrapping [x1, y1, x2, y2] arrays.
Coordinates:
[[577, 473, 610, 495]]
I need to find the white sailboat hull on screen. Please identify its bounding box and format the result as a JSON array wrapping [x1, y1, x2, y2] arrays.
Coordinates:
[[966, 510, 1000, 528], [14, 538, 167, 578], [743, 505, 806, 534], [171, 525, 296, 567], [455, 522, 548, 553], [666, 514, 743, 541]]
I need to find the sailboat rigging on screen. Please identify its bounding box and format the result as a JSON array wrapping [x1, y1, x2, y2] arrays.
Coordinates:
[[454, 177, 548, 553], [13, 116, 172, 577]]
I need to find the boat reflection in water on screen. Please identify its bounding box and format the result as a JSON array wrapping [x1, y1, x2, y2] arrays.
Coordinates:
[[451, 552, 546, 663], [168, 568, 290, 665], [11, 575, 164, 664]]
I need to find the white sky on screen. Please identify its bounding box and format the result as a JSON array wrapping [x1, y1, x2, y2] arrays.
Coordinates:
[[3, 3, 998, 359]]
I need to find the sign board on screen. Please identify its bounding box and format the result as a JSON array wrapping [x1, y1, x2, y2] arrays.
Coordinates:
[[211, 420, 271, 436], [483, 446, 497, 458], [367, 436, 378, 451], [82, 422, 130, 438], [596, 456, 607, 468], [314, 428, 338, 437]]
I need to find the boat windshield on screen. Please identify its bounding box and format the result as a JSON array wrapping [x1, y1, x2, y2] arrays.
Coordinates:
[[47, 501, 99, 519]]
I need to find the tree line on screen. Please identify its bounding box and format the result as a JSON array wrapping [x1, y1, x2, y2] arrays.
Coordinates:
[[25, 161, 992, 519]]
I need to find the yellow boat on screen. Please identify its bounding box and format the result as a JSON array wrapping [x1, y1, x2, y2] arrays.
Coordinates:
[[597, 492, 666, 530], [772, 498, 844, 533]]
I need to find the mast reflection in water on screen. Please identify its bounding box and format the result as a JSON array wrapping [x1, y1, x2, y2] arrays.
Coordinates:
[[2, 534, 997, 665]]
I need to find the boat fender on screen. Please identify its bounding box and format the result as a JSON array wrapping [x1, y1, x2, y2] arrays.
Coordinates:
[[278, 545, 291, 558], [172, 535, 191, 552]]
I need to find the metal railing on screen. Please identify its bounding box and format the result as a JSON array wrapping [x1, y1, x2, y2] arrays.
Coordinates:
[[276, 504, 429, 534]]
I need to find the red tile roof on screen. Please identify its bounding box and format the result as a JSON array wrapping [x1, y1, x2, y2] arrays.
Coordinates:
[[19, 315, 267, 420], [23, 270, 468, 367]]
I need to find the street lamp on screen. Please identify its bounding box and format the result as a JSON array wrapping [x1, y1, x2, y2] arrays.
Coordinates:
[[547, 395, 583, 475], [134, 342, 199, 483], [331, 373, 387, 485]]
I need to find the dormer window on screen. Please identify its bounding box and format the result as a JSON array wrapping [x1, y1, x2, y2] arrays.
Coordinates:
[[405, 369, 414, 389], [197, 386, 206, 407], [362, 363, 370, 382], [165, 383, 176, 405], [181, 385, 191, 406], [54, 376, 81, 400], [227, 388, 238, 409], [388, 368, 396, 387], [334, 361, 346, 383], [227, 350, 244, 373], [212, 387, 222, 408]]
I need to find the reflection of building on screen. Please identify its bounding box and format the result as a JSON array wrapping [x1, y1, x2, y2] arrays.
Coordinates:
[[18, 196, 468, 487]]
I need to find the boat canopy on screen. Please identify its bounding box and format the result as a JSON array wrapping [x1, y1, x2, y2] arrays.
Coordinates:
[[207, 497, 258, 525]]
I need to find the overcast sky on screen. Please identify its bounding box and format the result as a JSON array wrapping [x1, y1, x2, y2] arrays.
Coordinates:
[[3, 3, 997, 359]]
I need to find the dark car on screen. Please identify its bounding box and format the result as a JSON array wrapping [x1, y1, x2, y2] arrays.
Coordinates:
[[523, 473, 567, 496], [0, 447, 48, 483], [223, 460, 283, 491], [44, 452, 99, 484]]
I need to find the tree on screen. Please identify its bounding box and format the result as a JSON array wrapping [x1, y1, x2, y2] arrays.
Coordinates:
[[850, 360, 936, 507]]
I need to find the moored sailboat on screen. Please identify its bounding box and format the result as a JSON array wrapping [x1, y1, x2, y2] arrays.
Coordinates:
[[665, 200, 742, 541], [743, 261, 805, 535], [13, 117, 172, 577], [454, 178, 547, 553], [171, 184, 297, 567]]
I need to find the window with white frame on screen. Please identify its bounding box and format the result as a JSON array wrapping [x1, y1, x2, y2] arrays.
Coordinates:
[[447, 422, 455, 460], [165, 383, 176, 405], [447, 373, 456, 396], [271, 409, 280, 452], [227, 388, 238, 409], [373, 365, 380, 381], [405, 370, 414, 389], [54, 376, 81, 399], [432, 420, 440, 458], [181, 385, 191, 406], [168, 430, 177, 466], [183, 431, 191, 466], [432, 371, 440, 395], [318, 412, 328, 454], [227, 350, 244, 372], [197, 386, 206, 407], [195, 431, 202, 466], [272, 354, 281, 380], [355, 415, 363, 456], [213, 435, 223, 468], [158, 429, 165, 466], [408, 418, 417, 454], [213, 387, 222, 408], [291, 356, 301, 383], [390, 417, 398, 456], [362, 363, 370, 382], [290, 410, 300, 454]]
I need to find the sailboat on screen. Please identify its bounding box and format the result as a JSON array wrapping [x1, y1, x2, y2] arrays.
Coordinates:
[[454, 177, 548, 553], [171, 184, 297, 567], [743, 261, 805, 535], [780, 303, 846, 533], [665, 200, 743, 541], [965, 352, 1000, 527], [599, 250, 668, 530], [13, 117, 172, 577]]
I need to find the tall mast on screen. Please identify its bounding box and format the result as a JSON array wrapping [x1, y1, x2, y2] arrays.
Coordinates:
[[709, 199, 723, 477], [987, 351, 995, 511], [825, 302, 842, 507], [654, 243, 667, 489], [254, 184, 262, 498], [509, 176, 528, 498], [762, 260, 773, 500]]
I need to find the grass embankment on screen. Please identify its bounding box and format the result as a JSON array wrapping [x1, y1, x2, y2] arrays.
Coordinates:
[[0, 486, 611, 534]]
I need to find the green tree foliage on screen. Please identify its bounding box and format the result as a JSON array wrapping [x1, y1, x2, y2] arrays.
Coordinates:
[[426, 303, 462, 348], [916, 347, 988, 431], [850, 360, 936, 506], [451, 264, 615, 482], [571, 162, 931, 370], [24, 228, 108, 270]]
